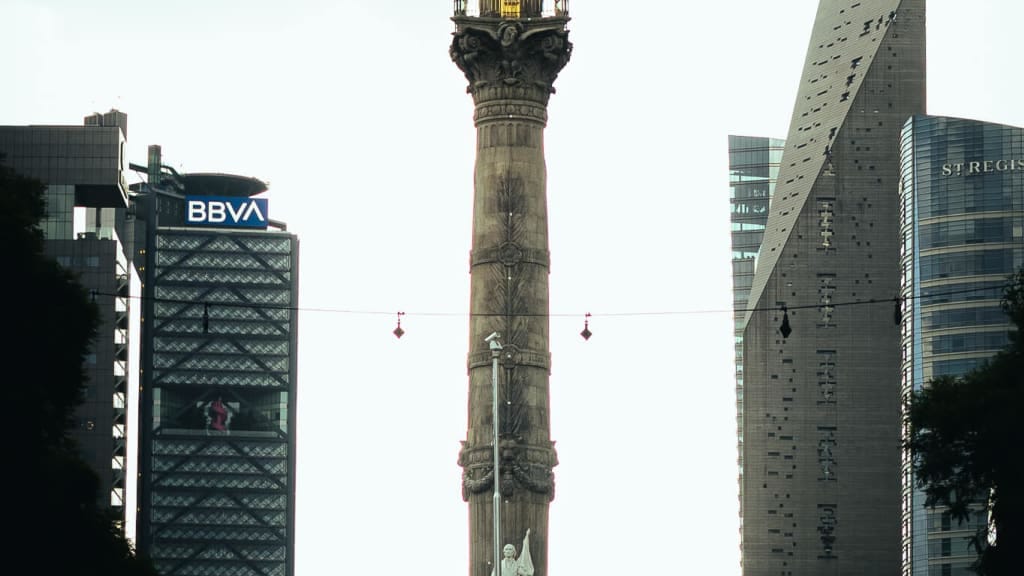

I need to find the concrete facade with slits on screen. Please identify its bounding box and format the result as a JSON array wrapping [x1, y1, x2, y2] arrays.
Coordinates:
[[741, 1, 925, 574]]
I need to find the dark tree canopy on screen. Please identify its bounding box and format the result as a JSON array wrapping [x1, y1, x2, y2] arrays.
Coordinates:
[[906, 269, 1024, 576], [3, 160, 97, 453], [2, 159, 156, 575]]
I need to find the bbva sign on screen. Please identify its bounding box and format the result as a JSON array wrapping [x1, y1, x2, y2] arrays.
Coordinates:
[[186, 196, 269, 229]]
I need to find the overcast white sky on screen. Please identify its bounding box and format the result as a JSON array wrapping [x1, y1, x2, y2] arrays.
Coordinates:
[[4, 1, 1024, 574]]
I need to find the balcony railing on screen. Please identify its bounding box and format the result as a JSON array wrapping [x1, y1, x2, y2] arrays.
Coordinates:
[[454, 0, 569, 18]]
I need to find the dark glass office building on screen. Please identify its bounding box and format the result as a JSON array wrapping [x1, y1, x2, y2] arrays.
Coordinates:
[[728, 135, 784, 558], [898, 115, 1024, 576], [1, 110, 139, 529], [133, 149, 299, 576]]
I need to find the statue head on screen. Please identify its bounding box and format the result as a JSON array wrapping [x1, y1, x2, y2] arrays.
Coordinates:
[[498, 23, 520, 47], [503, 544, 516, 559]]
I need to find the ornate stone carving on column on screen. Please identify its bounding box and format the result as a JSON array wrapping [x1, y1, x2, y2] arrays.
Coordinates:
[[459, 439, 557, 502], [450, 19, 572, 108]]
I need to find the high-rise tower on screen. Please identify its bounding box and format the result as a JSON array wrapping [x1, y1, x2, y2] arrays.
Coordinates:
[[132, 149, 299, 576], [1, 110, 137, 531], [728, 135, 785, 562], [898, 115, 1024, 576], [741, 1, 925, 574], [449, 1, 571, 575]]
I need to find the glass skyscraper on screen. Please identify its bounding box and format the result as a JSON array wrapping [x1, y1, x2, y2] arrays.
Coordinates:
[[133, 151, 299, 576], [728, 135, 784, 559], [1, 111, 139, 530], [898, 115, 1024, 576]]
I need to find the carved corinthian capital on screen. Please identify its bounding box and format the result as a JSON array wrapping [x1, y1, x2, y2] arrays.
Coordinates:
[[450, 18, 572, 105]]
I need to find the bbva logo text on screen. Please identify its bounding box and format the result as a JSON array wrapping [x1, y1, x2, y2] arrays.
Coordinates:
[[186, 197, 269, 229]]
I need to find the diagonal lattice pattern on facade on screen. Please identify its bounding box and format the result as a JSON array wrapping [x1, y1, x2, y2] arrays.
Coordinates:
[[140, 228, 298, 576]]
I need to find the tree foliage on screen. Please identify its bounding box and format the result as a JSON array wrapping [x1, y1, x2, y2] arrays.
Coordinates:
[[2, 160, 156, 575], [906, 269, 1024, 575]]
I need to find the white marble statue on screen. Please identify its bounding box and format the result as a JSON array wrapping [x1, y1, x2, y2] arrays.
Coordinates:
[[491, 529, 534, 576]]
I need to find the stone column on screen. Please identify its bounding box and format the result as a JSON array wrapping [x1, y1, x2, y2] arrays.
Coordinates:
[[451, 15, 571, 576]]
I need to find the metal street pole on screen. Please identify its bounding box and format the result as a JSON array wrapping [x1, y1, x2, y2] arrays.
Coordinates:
[[486, 332, 502, 576]]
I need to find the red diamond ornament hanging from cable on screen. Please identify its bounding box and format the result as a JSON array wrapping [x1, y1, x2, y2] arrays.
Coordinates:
[[580, 313, 592, 341], [393, 312, 406, 339]]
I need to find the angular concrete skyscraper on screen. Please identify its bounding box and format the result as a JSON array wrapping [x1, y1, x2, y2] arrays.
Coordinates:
[[449, 2, 571, 575], [741, 2, 925, 574]]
